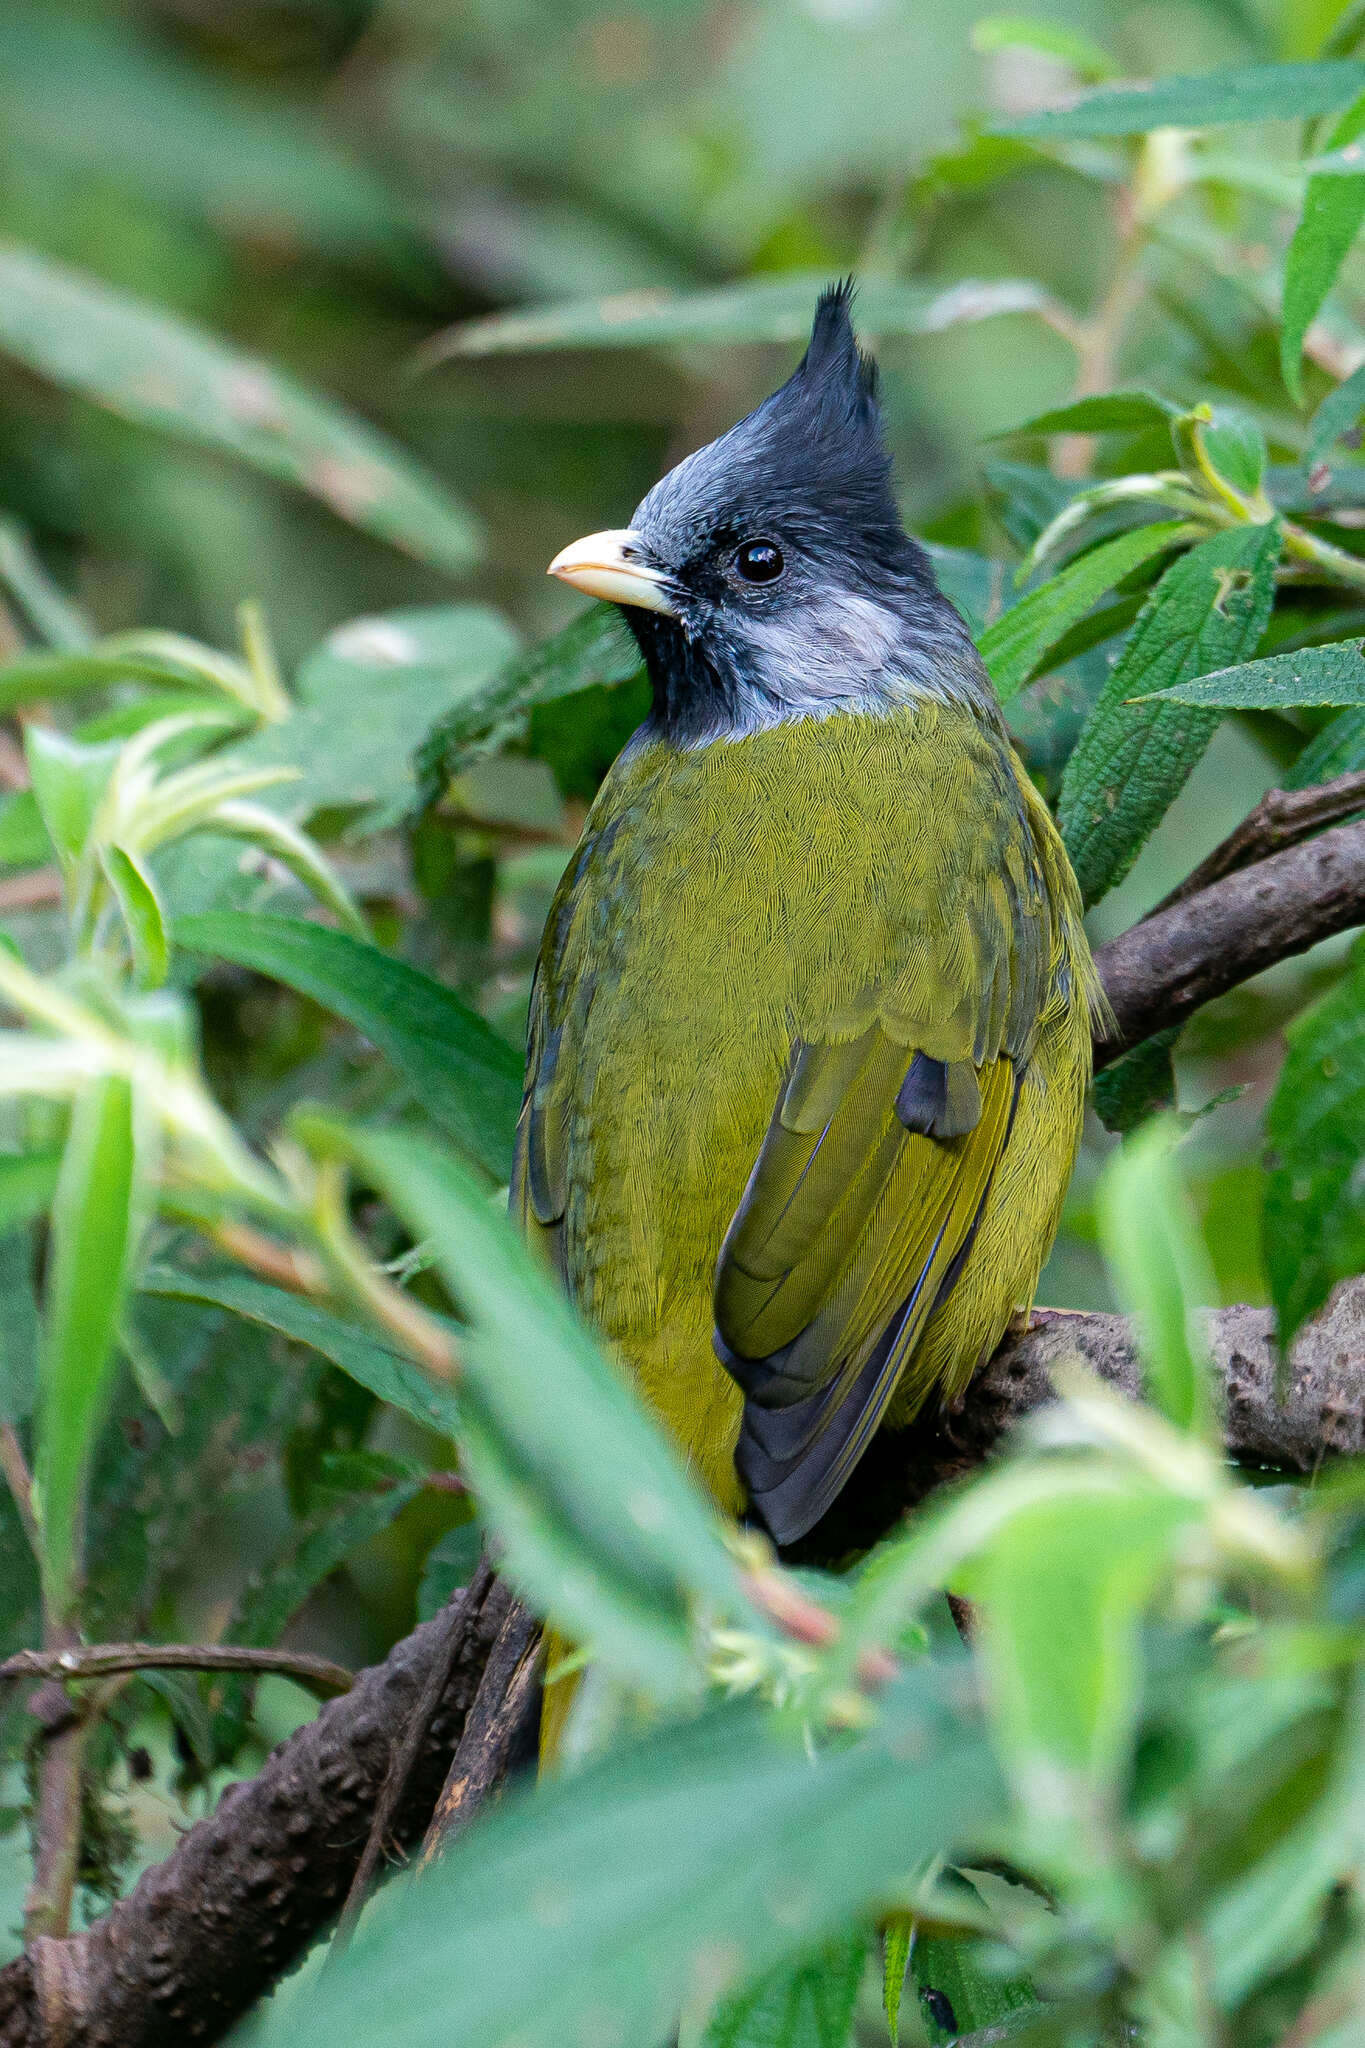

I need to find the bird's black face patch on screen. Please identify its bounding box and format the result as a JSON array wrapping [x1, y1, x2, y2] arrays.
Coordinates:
[[618, 282, 981, 746]]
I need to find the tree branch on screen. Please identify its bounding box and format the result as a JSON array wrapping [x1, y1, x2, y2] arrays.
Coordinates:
[[0, 1644, 354, 1700], [5, 798, 1365, 2039], [1093, 814, 1365, 1067], [0, 1569, 517, 2048]]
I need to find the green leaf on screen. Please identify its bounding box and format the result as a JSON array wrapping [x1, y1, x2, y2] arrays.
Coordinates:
[[992, 391, 1180, 437], [0, 1228, 39, 1426], [883, 1917, 912, 2047], [251, 1666, 1001, 2048], [23, 725, 120, 881], [36, 1075, 145, 1620], [0, 10, 404, 262], [418, 602, 643, 802], [298, 1114, 746, 1699], [0, 791, 52, 870], [976, 521, 1190, 704], [0, 1149, 61, 1236], [1095, 1117, 1216, 1440], [0, 635, 261, 720], [174, 913, 521, 1181], [140, 1265, 461, 1440], [1285, 702, 1365, 786], [703, 1932, 868, 2048], [0, 243, 482, 577], [1140, 636, 1365, 709], [970, 16, 1115, 81], [430, 274, 1061, 360], [1282, 93, 1365, 401], [1265, 941, 1365, 1345], [0, 518, 94, 650], [418, 1519, 482, 1621], [911, 1931, 1037, 2045], [1091, 1028, 1180, 1136], [233, 603, 520, 830], [1057, 521, 1282, 904], [993, 60, 1365, 137], [1306, 358, 1365, 461], [1201, 407, 1268, 496], [101, 843, 169, 989]]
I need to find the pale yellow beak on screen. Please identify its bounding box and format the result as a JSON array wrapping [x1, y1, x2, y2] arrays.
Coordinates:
[[547, 529, 677, 615]]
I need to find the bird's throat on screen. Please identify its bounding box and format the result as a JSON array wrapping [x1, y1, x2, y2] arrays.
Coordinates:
[[624, 610, 752, 747]]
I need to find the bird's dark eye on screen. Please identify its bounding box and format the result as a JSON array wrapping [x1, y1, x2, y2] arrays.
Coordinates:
[[732, 540, 784, 584]]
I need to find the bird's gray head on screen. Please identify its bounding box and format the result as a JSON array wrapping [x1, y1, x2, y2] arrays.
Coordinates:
[[549, 281, 985, 746]]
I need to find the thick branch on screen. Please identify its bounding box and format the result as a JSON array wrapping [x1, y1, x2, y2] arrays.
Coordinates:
[[1093, 815, 1365, 1067], [0, 1568, 516, 2048]]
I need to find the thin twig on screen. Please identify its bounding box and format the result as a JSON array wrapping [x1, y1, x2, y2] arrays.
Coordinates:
[[0, 871, 62, 913], [0, 1643, 354, 1698], [0, 1425, 39, 1558], [206, 1221, 327, 1297], [1148, 767, 1365, 916], [328, 1562, 494, 1957], [418, 1599, 542, 1869]]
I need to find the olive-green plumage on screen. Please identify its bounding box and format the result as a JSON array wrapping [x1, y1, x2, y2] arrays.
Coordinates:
[[513, 700, 1100, 1522], [521, 285, 1102, 1603]]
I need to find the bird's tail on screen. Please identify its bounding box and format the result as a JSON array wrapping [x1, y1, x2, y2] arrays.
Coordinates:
[[537, 1627, 583, 1769]]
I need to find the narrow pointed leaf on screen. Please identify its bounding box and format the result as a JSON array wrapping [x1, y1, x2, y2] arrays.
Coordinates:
[[993, 60, 1365, 137], [976, 521, 1190, 703], [101, 843, 169, 988], [992, 391, 1180, 437], [1139, 636, 1365, 709], [1281, 93, 1365, 401], [0, 243, 482, 575], [1306, 359, 1365, 460], [174, 912, 520, 1179], [36, 1075, 144, 1619]]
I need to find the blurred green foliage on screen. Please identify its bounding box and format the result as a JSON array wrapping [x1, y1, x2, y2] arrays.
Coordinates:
[[3, 1, 1365, 2042]]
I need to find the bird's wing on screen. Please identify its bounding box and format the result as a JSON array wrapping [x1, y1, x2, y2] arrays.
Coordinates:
[[714, 834, 1063, 1546]]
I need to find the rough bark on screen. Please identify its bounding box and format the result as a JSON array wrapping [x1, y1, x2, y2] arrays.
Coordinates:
[[3, 821, 1365, 2040], [1093, 815, 1365, 1068], [0, 1568, 515, 2048]]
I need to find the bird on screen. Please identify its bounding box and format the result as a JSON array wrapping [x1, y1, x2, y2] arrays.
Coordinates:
[[519, 281, 1102, 1585]]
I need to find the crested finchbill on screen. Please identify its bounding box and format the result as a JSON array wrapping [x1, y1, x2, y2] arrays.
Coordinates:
[[518, 282, 1102, 1612]]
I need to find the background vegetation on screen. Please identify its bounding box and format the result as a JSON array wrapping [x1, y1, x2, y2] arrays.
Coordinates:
[[6, 0, 1365, 2042]]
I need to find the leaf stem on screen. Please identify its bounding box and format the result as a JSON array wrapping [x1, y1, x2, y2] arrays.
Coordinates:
[[0, 1641, 353, 1698]]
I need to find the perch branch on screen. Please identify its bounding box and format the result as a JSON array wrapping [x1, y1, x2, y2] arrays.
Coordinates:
[[6, 801, 1365, 2036], [419, 1599, 542, 1869], [1149, 767, 1365, 914], [0, 1644, 354, 1700], [1093, 814, 1365, 1068]]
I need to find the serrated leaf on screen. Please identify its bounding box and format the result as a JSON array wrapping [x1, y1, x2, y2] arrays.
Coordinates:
[[1265, 941, 1365, 1345], [418, 602, 644, 801], [911, 1931, 1037, 2045], [101, 843, 169, 988], [0, 243, 482, 576], [703, 1932, 868, 2048], [1091, 1028, 1180, 1136], [297, 1113, 746, 1700], [1140, 636, 1365, 709], [1095, 1117, 1216, 1439], [883, 1916, 912, 2046], [976, 521, 1190, 703], [1282, 92, 1365, 401], [993, 59, 1365, 137], [427, 274, 1061, 360], [36, 1074, 146, 1620], [1057, 520, 1281, 904], [250, 1665, 1001, 2048], [174, 913, 521, 1180], [140, 1264, 461, 1440], [992, 390, 1179, 437]]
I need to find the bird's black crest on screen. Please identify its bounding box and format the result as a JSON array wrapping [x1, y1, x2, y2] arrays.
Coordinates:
[[797, 279, 881, 424]]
